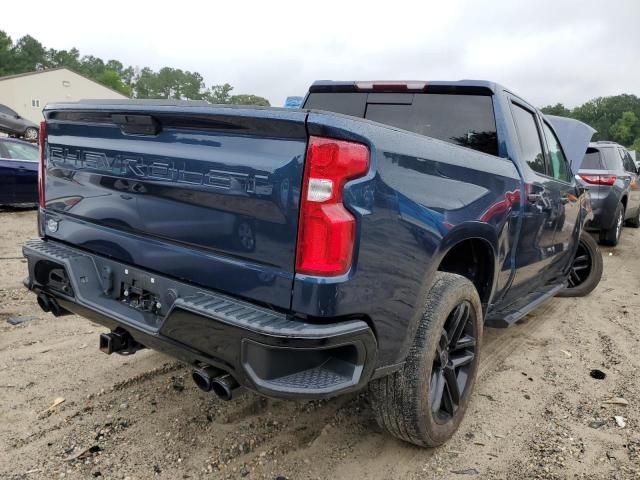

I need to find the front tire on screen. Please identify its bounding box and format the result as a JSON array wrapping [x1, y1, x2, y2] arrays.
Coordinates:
[[556, 233, 603, 297], [599, 203, 623, 246], [369, 272, 482, 447]]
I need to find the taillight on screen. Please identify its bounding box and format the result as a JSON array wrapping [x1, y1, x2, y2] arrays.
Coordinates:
[[295, 136, 369, 276], [580, 174, 616, 186], [38, 121, 46, 208]]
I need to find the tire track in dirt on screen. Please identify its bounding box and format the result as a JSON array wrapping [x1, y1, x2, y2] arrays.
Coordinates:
[[501, 236, 640, 480], [479, 299, 569, 379]]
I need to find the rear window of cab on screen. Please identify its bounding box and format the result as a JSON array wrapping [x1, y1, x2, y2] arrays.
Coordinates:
[[304, 92, 498, 156]]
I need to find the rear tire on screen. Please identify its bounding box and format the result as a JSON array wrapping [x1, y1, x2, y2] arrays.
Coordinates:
[[625, 206, 640, 228], [599, 203, 623, 246], [556, 233, 602, 297], [369, 272, 482, 447]]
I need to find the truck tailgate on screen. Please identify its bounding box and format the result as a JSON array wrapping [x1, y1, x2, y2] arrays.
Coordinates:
[[42, 104, 308, 309]]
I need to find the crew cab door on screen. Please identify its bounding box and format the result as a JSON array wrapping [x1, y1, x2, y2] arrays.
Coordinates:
[[540, 120, 581, 265], [499, 100, 566, 305]]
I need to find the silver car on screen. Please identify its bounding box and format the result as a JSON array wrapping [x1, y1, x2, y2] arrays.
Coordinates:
[[577, 141, 640, 245], [0, 104, 39, 141]]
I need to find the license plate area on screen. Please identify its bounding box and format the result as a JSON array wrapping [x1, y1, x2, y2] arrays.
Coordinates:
[[118, 273, 161, 314]]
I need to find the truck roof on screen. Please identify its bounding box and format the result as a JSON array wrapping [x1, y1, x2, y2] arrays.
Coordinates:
[[308, 79, 504, 94]]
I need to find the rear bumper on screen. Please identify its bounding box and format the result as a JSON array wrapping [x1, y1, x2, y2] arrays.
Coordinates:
[[22, 239, 377, 399]]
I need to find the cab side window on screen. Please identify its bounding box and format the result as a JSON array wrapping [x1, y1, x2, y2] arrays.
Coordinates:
[[511, 103, 546, 175], [542, 122, 572, 182]]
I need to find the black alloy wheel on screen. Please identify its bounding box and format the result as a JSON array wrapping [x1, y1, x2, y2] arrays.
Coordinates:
[[557, 233, 603, 298], [567, 241, 592, 288], [430, 301, 477, 422], [369, 272, 483, 447]]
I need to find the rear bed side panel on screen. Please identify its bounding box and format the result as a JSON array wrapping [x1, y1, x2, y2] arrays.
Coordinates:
[[41, 106, 308, 309], [293, 112, 521, 366]]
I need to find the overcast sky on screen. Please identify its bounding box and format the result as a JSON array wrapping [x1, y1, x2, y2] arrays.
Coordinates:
[[3, 0, 639, 107]]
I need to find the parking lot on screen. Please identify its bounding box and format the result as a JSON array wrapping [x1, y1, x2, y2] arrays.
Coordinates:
[[1, 207, 639, 479]]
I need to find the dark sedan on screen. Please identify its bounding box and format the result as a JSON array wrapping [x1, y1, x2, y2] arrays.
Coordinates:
[[0, 138, 39, 205]]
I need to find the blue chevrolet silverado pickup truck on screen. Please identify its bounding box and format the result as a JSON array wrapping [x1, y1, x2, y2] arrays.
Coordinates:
[[23, 80, 602, 447]]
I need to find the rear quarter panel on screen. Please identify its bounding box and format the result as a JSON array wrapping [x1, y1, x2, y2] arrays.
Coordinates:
[[293, 112, 522, 366]]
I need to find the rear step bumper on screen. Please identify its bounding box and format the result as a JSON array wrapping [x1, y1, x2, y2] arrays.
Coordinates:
[[22, 239, 377, 399]]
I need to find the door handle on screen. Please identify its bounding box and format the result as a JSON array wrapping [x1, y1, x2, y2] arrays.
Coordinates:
[[527, 192, 552, 212]]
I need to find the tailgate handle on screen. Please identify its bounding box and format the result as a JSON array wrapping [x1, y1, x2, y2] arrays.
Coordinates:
[[111, 114, 160, 135]]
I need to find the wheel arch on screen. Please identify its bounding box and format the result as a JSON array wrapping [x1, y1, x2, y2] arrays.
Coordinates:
[[436, 235, 496, 307], [621, 194, 628, 212], [387, 224, 499, 372], [436, 222, 499, 308]]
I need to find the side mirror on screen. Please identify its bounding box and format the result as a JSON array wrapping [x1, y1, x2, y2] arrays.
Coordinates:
[[14, 114, 20, 119]]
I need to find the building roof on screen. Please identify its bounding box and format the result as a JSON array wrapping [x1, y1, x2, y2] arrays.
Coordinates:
[[0, 67, 127, 98], [0, 67, 66, 82]]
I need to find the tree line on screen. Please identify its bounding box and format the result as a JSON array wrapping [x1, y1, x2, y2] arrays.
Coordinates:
[[542, 94, 640, 153], [0, 31, 270, 106], [3, 30, 638, 147]]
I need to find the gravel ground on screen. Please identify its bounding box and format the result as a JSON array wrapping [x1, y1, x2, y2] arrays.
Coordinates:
[[1, 208, 639, 479]]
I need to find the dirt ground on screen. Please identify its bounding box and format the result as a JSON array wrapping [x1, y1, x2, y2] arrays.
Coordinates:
[[1, 208, 639, 480]]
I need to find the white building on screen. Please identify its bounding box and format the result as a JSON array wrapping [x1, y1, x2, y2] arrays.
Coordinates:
[[0, 68, 127, 124]]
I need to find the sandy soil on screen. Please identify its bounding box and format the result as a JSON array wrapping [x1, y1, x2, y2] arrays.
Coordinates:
[[1, 208, 639, 480]]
